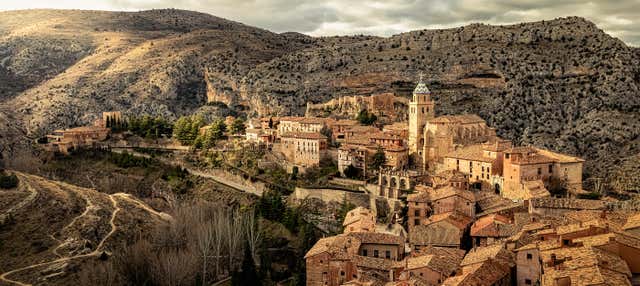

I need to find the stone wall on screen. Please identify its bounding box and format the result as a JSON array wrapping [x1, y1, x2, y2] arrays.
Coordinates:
[[293, 187, 370, 207]]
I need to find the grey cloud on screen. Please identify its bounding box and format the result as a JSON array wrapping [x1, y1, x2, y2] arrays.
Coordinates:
[[99, 0, 640, 46]]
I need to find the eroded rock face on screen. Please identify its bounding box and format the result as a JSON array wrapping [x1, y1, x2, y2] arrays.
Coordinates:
[[0, 11, 638, 180]]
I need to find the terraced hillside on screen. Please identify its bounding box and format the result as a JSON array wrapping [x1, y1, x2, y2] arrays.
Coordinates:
[[0, 172, 170, 285]]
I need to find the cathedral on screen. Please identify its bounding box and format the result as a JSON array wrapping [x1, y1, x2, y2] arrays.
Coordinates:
[[408, 77, 497, 171]]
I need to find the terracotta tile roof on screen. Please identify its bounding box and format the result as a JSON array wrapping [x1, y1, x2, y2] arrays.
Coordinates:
[[444, 144, 494, 163], [572, 231, 640, 250], [280, 132, 327, 140], [428, 186, 475, 203], [556, 219, 608, 235], [405, 249, 464, 274], [442, 259, 511, 286], [460, 244, 514, 267], [428, 114, 485, 124], [348, 232, 405, 246], [406, 191, 430, 203], [304, 234, 361, 259], [540, 247, 632, 286], [530, 198, 607, 211], [623, 212, 640, 230], [470, 214, 516, 238], [522, 180, 551, 199], [409, 223, 462, 247], [343, 207, 375, 226], [353, 255, 395, 270], [426, 212, 473, 230], [536, 148, 584, 163]]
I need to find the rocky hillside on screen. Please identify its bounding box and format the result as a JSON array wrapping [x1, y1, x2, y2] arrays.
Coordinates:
[[0, 9, 639, 180]]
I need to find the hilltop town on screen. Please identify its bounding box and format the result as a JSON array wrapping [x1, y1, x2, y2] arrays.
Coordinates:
[[14, 74, 640, 286], [1, 8, 640, 286]]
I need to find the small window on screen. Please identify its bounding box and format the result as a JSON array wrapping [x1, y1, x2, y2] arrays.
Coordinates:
[[415, 210, 420, 217], [549, 164, 553, 173], [505, 154, 510, 159], [363, 250, 368, 256], [374, 250, 379, 258], [414, 219, 420, 226], [525, 279, 532, 285], [340, 271, 345, 276], [385, 250, 391, 259], [537, 168, 542, 175], [526, 253, 533, 260]]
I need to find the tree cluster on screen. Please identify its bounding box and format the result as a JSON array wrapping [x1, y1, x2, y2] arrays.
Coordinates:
[[127, 115, 173, 139], [356, 109, 377, 125]]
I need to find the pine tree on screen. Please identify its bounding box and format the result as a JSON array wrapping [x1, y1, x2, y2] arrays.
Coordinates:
[[232, 242, 261, 286]]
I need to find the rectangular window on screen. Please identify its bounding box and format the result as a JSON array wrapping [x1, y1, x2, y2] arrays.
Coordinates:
[[537, 168, 542, 175], [527, 253, 533, 260], [549, 164, 553, 173], [414, 219, 420, 226], [374, 250, 379, 258], [525, 279, 532, 285], [385, 250, 391, 259], [505, 154, 510, 159], [414, 210, 420, 217], [363, 250, 368, 256]]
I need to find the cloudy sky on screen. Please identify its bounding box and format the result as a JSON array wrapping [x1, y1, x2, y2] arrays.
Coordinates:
[[2, 0, 639, 46]]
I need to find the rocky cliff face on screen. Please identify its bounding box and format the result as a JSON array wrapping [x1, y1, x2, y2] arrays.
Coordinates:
[[0, 10, 638, 180]]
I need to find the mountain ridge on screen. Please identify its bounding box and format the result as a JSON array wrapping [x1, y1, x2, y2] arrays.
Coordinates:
[[0, 9, 638, 181]]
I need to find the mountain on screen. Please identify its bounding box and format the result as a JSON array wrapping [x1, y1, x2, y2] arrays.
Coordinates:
[[0, 9, 639, 181]]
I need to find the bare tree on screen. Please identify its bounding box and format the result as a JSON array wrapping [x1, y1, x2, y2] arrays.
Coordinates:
[[224, 208, 245, 271], [152, 249, 197, 286], [244, 208, 261, 265]]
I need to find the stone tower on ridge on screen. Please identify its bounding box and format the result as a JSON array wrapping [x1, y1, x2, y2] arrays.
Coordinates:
[[408, 73, 435, 168]]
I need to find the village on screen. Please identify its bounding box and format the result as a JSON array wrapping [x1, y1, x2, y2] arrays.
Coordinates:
[[36, 75, 640, 286]]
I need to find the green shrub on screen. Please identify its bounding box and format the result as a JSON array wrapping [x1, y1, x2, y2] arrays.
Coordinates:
[[0, 172, 19, 189]]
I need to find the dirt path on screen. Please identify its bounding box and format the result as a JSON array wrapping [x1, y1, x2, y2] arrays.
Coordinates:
[[0, 174, 123, 286], [0, 174, 38, 217], [112, 193, 172, 221]]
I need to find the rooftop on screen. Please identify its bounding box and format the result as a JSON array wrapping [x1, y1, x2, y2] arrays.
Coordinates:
[[280, 132, 327, 140], [444, 144, 494, 163], [428, 114, 485, 125]]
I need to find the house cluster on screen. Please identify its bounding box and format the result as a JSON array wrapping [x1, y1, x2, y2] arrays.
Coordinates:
[[298, 75, 640, 285], [243, 115, 411, 172], [41, 111, 120, 154], [306, 196, 640, 286]]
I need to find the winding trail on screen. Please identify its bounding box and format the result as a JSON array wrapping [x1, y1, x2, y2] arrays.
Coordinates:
[[0, 173, 170, 286], [1, 174, 38, 218], [0, 193, 120, 286]]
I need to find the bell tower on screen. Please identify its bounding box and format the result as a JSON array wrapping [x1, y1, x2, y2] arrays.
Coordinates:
[[408, 73, 435, 168]]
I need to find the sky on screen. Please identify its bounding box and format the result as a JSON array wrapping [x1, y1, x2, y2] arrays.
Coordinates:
[[1, 0, 639, 46]]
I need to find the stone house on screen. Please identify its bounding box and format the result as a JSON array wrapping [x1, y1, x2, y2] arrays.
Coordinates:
[[442, 139, 512, 191], [338, 143, 369, 175], [540, 246, 632, 286], [326, 119, 359, 142], [409, 211, 473, 250], [528, 198, 607, 217], [400, 247, 465, 285], [515, 243, 541, 286], [502, 146, 584, 200], [279, 132, 328, 170], [442, 244, 514, 286], [45, 126, 110, 155], [343, 207, 376, 234], [305, 235, 361, 286], [277, 117, 326, 136], [470, 214, 516, 247]]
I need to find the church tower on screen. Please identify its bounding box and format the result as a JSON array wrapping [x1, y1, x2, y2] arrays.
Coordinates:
[[408, 74, 435, 168]]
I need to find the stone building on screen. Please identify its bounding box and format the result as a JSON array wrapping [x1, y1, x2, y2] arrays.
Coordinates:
[[45, 126, 110, 154], [470, 214, 516, 247], [277, 117, 326, 136], [407, 184, 475, 233], [279, 132, 328, 170], [528, 198, 606, 217], [515, 243, 542, 286], [338, 133, 409, 176], [502, 146, 584, 200], [443, 139, 512, 191], [442, 243, 514, 286], [409, 212, 473, 250], [344, 207, 377, 234], [407, 77, 497, 170]]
